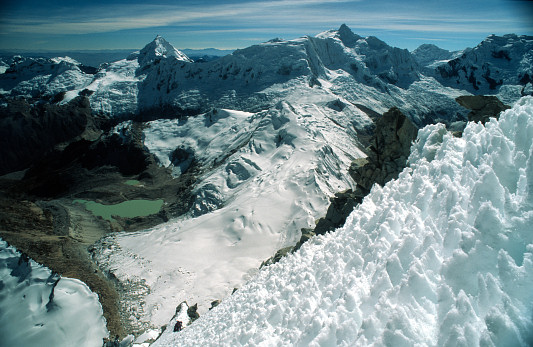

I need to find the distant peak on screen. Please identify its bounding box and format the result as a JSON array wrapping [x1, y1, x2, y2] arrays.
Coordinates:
[[338, 23, 351, 33], [138, 35, 192, 66], [337, 24, 360, 48]]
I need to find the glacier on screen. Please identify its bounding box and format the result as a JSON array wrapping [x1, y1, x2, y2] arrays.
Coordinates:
[[94, 101, 365, 332], [153, 97, 533, 346]]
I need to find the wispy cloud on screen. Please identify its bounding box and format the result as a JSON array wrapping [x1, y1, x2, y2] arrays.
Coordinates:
[[4, 0, 518, 36], [0, 0, 530, 50], [1, 1, 359, 35]]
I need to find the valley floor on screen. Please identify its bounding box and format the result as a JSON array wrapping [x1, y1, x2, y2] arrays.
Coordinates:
[[0, 156, 190, 338]]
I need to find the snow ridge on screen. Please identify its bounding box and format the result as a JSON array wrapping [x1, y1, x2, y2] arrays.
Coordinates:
[[154, 97, 533, 346]]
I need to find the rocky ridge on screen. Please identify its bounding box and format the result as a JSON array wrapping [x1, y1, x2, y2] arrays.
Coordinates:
[[455, 95, 511, 123]]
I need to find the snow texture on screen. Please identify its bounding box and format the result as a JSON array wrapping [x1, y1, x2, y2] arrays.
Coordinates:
[[153, 97, 533, 347], [0, 240, 108, 347]]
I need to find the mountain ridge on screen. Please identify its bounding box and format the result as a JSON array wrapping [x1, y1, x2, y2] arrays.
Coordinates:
[[1, 26, 530, 124]]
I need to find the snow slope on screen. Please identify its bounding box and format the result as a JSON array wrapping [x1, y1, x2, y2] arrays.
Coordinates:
[[0, 240, 108, 347], [153, 96, 533, 346]]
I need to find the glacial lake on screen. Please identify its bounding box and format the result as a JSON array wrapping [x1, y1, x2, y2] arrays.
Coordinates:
[[74, 199, 164, 221]]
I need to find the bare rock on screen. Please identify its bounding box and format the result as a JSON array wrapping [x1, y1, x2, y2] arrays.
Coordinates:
[[455, 95, 510, 124]]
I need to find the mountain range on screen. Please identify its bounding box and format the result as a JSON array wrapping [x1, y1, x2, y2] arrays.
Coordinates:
[[2, 25, 531, 124]]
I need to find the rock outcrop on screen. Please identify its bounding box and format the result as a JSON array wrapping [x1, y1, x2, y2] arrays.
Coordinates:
[[314, 107, 418, 235], [455, 95, 510, 124], [0, 96, 104, 176]]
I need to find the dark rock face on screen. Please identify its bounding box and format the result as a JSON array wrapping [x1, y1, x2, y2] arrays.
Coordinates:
[[187, 303, 200, 322], [455, 95, 510, 124], [260, 246, 294, 268], [314, 107, 418, 236], [313, 189, 364, 236], [18, 132, 150, 198], [170, 147, 196, 174], [209, 300, 221, 310], [350, 107, 418, 190], [0, 96, 100, 176]]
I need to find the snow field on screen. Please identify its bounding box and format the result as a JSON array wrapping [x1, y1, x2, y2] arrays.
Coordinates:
[[154, 97, 533, 346], [0, 240, 108, 347]]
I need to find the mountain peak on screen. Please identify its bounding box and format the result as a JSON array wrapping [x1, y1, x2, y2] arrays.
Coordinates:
[[138, 35, 192, 66], [411, 44, 454, 68], [337, 24, 361, 48]]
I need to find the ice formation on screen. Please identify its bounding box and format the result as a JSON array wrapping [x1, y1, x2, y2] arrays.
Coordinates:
[[154, 97, 533, 346], [0, 240, 108, 346]]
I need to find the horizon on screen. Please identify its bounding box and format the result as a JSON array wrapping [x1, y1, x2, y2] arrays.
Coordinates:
[[0, 0, 532, 53]]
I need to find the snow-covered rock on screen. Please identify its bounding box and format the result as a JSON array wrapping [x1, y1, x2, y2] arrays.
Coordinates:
[[154, 96, 533, 347], [0, 240, 108, 347]]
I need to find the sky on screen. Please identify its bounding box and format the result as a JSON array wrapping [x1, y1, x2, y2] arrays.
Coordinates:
[[0, 0, 532, 52]]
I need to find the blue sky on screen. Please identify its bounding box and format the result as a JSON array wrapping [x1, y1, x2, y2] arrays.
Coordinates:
[[0, 0, 532, 52]]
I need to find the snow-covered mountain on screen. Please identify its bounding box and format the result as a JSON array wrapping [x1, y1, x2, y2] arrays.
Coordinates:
[[1, 28, 530, 125], [433, 34, 533, 101], [0, 56, 95, 100], [154, 96, 533, 347], [130, 24, 463, 125], [135, 35, 193, 66], [411, 43, 459, 68], [0, 26, 468, 124], [2, 25, 533, 345]]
